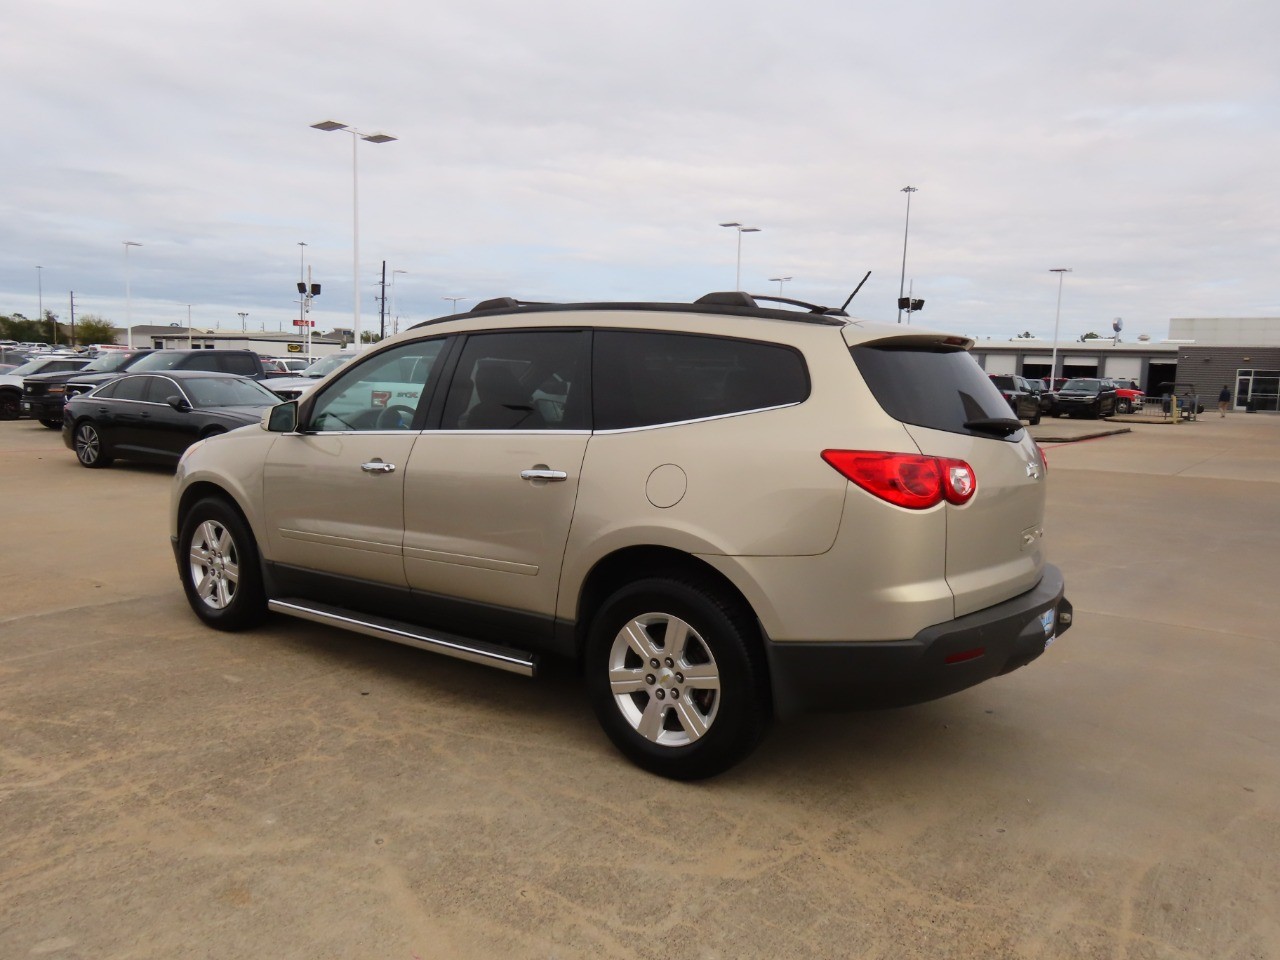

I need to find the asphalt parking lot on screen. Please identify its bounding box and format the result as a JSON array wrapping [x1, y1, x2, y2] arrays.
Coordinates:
[[2, 414, 1277, 960]]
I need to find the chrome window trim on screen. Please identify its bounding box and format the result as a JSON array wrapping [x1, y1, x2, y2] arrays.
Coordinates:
[[592, 401, 801, 434]]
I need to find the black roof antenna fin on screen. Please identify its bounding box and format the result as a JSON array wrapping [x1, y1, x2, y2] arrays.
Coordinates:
[[841, 271, 872, 312]]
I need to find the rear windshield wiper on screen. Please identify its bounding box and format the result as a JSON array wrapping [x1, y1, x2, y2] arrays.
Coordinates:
[[964, 417, 1024, 438]]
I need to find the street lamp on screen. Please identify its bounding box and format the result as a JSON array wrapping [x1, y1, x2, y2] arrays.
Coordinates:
[[443, 296, 469, 314], [719, 222, 761, 291], [35, 265, 43, 338], [897, 186, 917, 323], [1050, 268, 1072, 382], [297, 241, 308, 330], [311, 120, 398, 349], [123, 241, 142, 348], [769, 276, 792, 296], [238, 311, 248, 332]]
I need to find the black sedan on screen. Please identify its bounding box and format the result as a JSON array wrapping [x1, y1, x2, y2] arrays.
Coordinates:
[[63, 371, 281, 468]]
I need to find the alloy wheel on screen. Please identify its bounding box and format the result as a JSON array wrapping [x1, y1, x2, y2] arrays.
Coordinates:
[[188, 519, 241, 611], [606, 612, 721, 747]]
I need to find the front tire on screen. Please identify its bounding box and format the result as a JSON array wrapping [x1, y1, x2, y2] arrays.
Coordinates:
[[1117, 399, 1132, 414], [0, 391, 18, 421], [584, 577, 769, 780], [40, 418, 63, 430], [73, 421, 114, 468], [179, 497, 266, 631]]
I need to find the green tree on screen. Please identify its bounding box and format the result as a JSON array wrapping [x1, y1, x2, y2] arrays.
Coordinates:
[[1079, 332, 1101, 341], [75, 315, 117, 347]]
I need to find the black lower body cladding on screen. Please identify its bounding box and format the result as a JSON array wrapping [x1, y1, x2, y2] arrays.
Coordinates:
[[764, 565, 1071, 718]]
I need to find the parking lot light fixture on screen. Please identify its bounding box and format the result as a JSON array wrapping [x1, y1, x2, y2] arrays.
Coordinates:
[[1050, 268, 1072, 381], [897, 186, 918, 324], [720, 222, 762, 291], [311, 120, 398, 350], [443, 296, 469, 314], [769, 276, 792, 296]]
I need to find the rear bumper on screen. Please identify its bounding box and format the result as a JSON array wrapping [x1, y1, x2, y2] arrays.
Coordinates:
[[765, 564, 1072, 718]]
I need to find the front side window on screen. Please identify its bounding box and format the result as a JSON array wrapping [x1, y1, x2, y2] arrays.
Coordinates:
[[308, 339, 446, 432], [594, 331, 808, 430], [440, 331, 590, 431]]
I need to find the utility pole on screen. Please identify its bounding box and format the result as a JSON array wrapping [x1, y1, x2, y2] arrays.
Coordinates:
[[378, 260, 387, 341], [69, 292, 76, 347]]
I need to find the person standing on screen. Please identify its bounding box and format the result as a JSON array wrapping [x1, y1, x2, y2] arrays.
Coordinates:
[[1218, 384, 1231, 417]]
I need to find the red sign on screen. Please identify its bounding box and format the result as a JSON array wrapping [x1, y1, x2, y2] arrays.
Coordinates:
[[292, 320, 315, 327]]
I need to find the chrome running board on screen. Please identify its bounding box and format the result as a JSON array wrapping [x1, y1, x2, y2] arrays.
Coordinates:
[[268, 598, 537, 677]]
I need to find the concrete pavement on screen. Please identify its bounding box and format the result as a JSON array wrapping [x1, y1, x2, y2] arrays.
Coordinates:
[[1, 413, 1277, 959]]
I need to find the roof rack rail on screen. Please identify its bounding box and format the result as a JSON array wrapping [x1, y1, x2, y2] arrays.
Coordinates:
[[407, 293, 851, 330], [747, 293, 849, 318]]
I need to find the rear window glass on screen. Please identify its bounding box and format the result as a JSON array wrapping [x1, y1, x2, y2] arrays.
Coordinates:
[[852, 345, 1020, 438], [594, 331, 808, 430]]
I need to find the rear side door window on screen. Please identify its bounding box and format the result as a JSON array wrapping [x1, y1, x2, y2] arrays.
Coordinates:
[[593, 330, 808, 430], [440, 330, 590, 431]]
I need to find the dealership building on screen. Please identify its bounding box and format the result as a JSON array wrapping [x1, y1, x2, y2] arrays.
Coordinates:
[[970, 317, 1280, 412]]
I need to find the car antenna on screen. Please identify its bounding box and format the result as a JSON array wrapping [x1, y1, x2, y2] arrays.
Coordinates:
[[841, 271, 872, 311]]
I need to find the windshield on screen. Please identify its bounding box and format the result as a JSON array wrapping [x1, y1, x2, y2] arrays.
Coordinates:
[[83, 352, 136, 373], [10, 359, 64, 377], [183, 376, 281, 408], [303, 354, 353, 378], [129, 352, 189, 371], [1062, 379, 1100, 392]]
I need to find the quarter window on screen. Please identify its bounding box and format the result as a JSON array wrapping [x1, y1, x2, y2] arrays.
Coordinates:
[[441, 331, 590, 431], [593, 331, 808, 430], [308, 340, 446, 432]]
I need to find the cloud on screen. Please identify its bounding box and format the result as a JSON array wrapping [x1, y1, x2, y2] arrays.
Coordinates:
[[2, 0, 1278, 341]]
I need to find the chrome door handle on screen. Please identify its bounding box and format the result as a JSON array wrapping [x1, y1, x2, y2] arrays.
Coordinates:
[[361, 460, 396, 474], [520, 469, 568, 481]]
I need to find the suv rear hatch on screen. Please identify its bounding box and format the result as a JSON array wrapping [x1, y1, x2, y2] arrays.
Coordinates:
[[850, 333, 1047, 617]]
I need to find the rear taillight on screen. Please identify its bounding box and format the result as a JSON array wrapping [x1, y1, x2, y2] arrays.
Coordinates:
[[821, 450, 977, 509]]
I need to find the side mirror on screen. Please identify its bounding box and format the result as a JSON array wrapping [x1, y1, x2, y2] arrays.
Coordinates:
[[166, 395, 191, 412], [265, 400, 299, 433]]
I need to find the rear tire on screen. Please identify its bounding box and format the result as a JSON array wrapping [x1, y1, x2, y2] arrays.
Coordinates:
[[584, 576, 769, 780], [1117, 399, 1132, 415], [0, 391, 18, 421], [179, 497, 266, 631]]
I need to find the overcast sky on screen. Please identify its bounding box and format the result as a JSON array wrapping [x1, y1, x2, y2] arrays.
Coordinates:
[[2, 0, 1277, 343]]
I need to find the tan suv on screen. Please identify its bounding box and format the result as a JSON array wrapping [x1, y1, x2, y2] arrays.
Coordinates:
[[171, 292, 1072, 779]]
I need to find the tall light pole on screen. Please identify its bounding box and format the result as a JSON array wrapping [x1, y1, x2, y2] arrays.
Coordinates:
[[123, 241, 142, 348], [443, 296, 469, 314], [897, 186, 918, 323], [311, 120, 398, 349], [391, 269, 407, 334], [1049, 268, 1072, 382], [35, 265, 43, 337], [719, 222, 761, 291], [768, 276, 792, 296], [238, 311, 248, 332], [297, 241, 308, 330]]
